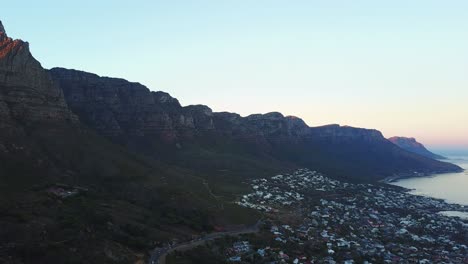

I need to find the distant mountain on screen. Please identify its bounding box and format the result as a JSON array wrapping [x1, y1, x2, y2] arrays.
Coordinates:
[[49, 68, 461, 181], [388, 137, 446, 160]]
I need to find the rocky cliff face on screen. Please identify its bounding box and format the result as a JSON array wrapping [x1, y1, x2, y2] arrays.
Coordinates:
[[209, 112, 310, 142], [309, 124, 386, 143], [49, 68, 311, 146], [0, 23, 76, 128], [49, 68, 217, 143], [388, 136, 446, 160], [45, 68, 406, 152], [49, 68, 462, 180], [0, 21, 78, 178]]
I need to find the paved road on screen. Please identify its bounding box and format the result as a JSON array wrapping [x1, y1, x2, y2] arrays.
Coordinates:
[[149, 220, 262, 264]]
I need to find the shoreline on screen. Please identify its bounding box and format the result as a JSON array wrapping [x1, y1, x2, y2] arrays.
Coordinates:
[[381, 168, 465, 184], [382, 165, 468, 209]]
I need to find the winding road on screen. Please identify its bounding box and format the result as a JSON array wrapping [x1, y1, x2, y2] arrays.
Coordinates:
[[149, 220, 262, 264]]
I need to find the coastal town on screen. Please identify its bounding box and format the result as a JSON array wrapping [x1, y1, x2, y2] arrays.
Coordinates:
[[169, 169, 468, 263]]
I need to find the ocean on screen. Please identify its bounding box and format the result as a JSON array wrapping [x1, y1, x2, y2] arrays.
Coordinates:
[[391, 153, 468, 206]]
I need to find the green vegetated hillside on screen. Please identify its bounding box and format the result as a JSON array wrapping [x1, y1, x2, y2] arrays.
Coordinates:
[[0, 120, 262, 263]]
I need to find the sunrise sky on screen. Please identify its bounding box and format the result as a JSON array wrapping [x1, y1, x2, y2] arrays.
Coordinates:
[[3, 1, 467, 149]]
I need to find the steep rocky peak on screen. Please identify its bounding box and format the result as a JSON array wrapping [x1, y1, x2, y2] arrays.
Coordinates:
[[213, 111, 242, 120], [388, 136, 446, 159], [184, 104, 213, 116], [285, 115, 308, 126], [0, 20, 5, 35], [0, 20, 11, 42], [388, 137, 424, 150], [246, 112, 285, 121], [263, 112, 284, 119], [152, 91, 180, 105], [0, 21, 76, 124], [0, 22, 30, 58]]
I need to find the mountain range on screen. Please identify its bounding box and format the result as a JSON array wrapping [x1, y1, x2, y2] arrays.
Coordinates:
[[0, 21, 462, 263], [47, 67, 459, 181]]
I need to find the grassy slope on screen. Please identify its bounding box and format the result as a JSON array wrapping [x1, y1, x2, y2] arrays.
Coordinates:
[[0, 124, 263, 263]]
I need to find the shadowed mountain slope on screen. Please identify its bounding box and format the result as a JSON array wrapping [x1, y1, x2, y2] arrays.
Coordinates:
[[49, 68, 461, 182]]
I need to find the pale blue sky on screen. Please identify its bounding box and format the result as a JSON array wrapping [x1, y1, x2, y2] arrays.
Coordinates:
[[3, 1, 468, 148]]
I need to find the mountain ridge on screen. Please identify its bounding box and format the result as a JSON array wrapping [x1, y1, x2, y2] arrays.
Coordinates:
[[49, 67, 462, 182], [388, 136, 446, 160]]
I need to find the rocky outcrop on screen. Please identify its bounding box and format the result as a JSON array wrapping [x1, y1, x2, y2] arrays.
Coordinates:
[[0, 21, 79, 177], [0, 23, 76, 127], [389, 137, 446, 160], [0, 22, 78, 163], [49, 68, 217, 143], [244, 113, 310, 137], [310, 124, 386, 143]]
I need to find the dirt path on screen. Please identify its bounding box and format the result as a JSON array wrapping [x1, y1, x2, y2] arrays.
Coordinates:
[[201, 179, 224, 210]]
